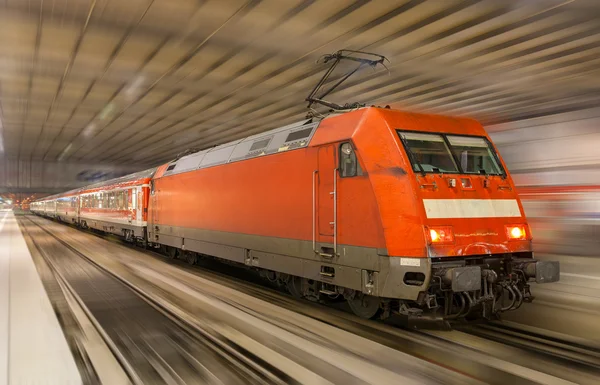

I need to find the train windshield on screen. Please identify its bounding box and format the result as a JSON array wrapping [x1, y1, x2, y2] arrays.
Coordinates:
[[398, 132, 458, 173], [398, 131, 505, 176], [446, 135, 504, 175]]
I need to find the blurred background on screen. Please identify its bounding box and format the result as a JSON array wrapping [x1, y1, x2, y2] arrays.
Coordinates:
[[1, 0, 599, 340]]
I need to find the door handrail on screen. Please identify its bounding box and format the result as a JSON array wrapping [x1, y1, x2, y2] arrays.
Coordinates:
[[331, 168, 339, 256], [312, 170, 318, 254]]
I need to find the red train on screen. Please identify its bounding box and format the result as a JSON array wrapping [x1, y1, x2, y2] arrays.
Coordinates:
[[31, 107, 560, 326]]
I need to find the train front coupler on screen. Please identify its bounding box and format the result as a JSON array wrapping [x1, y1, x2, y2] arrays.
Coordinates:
[[431, 258, 560, 319]]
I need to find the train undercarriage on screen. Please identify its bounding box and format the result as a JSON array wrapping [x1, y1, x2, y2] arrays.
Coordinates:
[[256, 254, 560, 328], [152, 241, 559, 328]]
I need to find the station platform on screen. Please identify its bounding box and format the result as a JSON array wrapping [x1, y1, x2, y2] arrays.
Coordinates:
[[0, 210, 81, 385]]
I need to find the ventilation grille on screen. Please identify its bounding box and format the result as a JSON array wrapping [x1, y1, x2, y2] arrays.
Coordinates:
[[249, 138, 270, 152], [285, 127, 313, 142]]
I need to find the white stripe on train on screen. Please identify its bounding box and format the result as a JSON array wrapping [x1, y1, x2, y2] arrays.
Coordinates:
[[423, 199, 522, 219]]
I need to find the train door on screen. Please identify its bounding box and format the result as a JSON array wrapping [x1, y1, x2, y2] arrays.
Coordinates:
[[150, 180, 157, 225], [317, 144, 336, 250], [76, 196, 80, 218], [128, 188, 135, 224]]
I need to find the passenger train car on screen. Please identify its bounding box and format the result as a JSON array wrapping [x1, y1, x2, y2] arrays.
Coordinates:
[[31, 107, 560, 326], [32, 169, 154, 242]]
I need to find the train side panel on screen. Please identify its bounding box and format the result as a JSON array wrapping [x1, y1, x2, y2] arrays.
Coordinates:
[[149, 122, 387, 293], [79, 179, 151, 239], [56, 194, 79, 224]]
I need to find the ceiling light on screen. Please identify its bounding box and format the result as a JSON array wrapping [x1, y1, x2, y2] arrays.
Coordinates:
[[82, 123, 97, 137], [58, 143, 73, 161]]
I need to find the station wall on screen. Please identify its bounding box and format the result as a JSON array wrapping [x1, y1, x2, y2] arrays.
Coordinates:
[[487, 107, 600, 257], [488, 107, 600, 187]]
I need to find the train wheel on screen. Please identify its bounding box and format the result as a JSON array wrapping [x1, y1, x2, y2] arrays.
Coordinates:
[[347, 294, 381, 319], [167, 246, 177, 260], [185, 252, 197, 265], [287, 276, 304, 298]]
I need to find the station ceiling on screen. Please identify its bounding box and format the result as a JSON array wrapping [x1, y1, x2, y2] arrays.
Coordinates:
[[0, 0, 598, 167]]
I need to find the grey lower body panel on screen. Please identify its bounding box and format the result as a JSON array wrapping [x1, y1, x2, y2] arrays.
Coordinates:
[[149, 225, 431, 300], [56, 213, 79, 224], [80, 217, 145, 238]]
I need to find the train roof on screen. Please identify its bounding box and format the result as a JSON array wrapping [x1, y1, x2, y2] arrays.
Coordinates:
[[33, 187, 81, 203], [160, 118, 320, 178], [82, 167, 157, 191]]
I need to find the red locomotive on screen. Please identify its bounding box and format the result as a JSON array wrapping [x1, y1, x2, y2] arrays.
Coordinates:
[[31, 51, 559, 326]]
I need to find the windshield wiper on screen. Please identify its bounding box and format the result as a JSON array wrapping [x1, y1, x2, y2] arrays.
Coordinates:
[[400, 135, 426, 176]]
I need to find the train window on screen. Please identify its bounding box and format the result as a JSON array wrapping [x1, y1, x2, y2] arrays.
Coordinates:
[[166, 164, 176, 171], [339, 142, 361, 178], [116, 191, 123, 210], [131, 190, 137, 210], [398, 132, 458, 174], [446, 135, 504, 176]]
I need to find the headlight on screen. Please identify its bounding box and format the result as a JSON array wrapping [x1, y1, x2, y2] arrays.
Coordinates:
[[426, 226, 454, 244], [505, 224, 527, 240]]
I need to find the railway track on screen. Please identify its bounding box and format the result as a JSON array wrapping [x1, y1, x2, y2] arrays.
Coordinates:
[[20, 214, 600, 384], [144, 253, 600, 384], [19, 215, 295, 385], [465, 323, 600, 371]]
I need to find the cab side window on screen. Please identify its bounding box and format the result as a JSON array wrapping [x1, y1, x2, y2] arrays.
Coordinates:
[[339, 142, 362, 178]]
